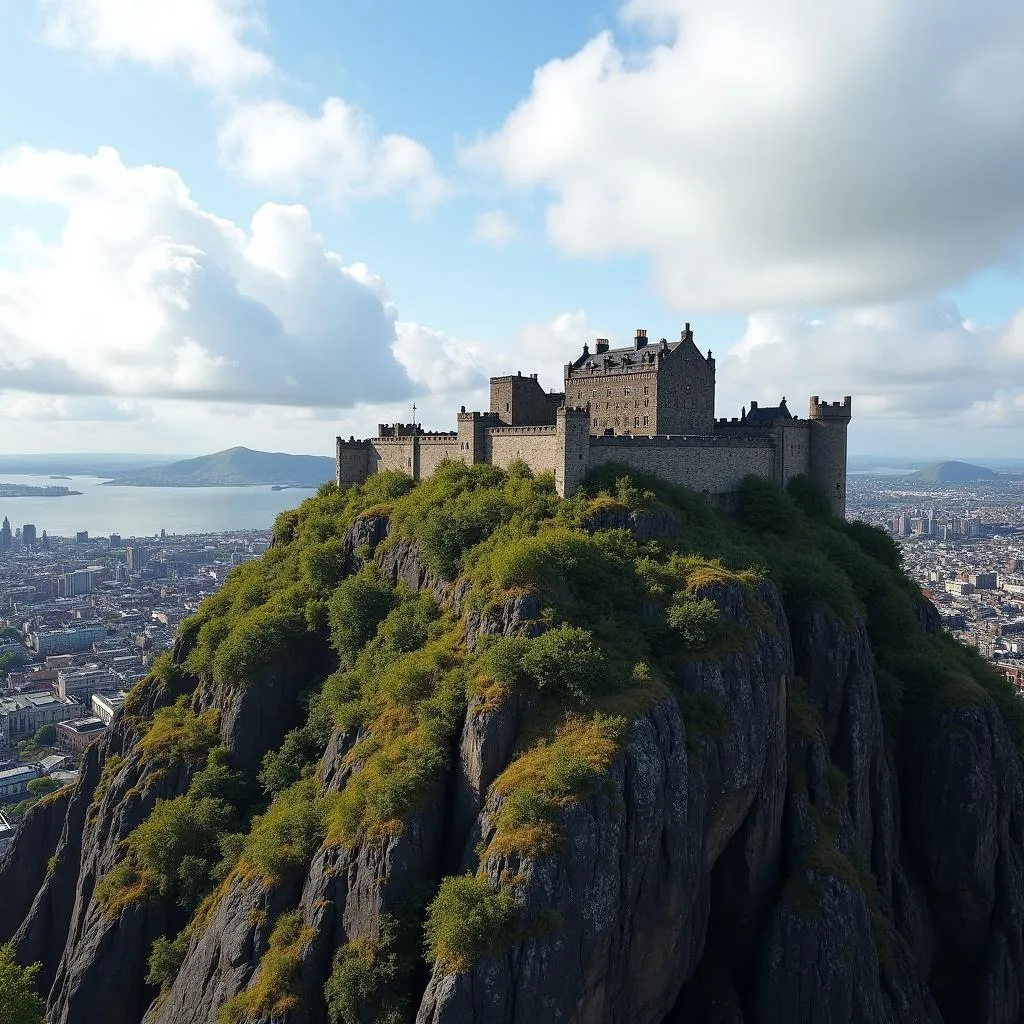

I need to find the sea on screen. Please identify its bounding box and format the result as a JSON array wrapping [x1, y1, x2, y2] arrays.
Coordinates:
[[0, 475, 315, 538]]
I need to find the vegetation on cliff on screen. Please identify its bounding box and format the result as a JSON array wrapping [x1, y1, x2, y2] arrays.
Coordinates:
[[22, 457, 1024, 1023]]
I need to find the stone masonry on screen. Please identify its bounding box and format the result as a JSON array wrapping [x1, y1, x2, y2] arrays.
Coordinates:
[[337, 325, 853, 515]]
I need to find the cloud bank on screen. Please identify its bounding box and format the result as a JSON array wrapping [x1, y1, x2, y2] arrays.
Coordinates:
[[0, 145, 454, 408], [465, 0, 1024, 311]]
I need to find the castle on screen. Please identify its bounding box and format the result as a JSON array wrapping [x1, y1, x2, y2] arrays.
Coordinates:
[[337, 325, 852, 515]]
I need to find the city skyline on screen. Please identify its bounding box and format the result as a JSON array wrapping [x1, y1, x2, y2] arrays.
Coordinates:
[[1, 1, 1023, 458]]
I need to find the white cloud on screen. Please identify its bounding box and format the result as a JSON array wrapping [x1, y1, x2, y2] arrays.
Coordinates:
[[219, 98, 448, 211], [464, 0, 1024, 310], [471, 209, 517, 247], [40, 0, 273, 89], [0, 144, 460, 408], [718, 300, 1024, 428]]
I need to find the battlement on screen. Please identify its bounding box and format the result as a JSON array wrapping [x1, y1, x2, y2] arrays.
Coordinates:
[[808, 396, 853, 421], [378, 423, 420, 437]]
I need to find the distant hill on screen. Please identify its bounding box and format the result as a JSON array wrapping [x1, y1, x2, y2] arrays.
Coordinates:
[[909, 461, 999, 483], [100, 447, 335, 488]]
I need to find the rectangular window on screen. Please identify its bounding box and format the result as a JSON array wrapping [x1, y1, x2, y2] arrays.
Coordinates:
[[606, 388, 612, 397], [643, 384, 649, 395], [643, 416, 649, 426], [644, 398, 649, 407], [624, 386, 631, 396], [634, 416, 640, 427]]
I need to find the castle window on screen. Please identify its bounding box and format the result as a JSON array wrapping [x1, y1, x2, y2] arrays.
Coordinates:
[[623, 386, 631, 396], [634, 416, 640, 428], [643, 385, 649, 395], [643, 416, 649, 426], [606, 388, 612, 397], [644, 398, 649, 407]]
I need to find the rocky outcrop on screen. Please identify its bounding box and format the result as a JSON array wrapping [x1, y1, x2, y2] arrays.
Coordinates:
[[580, 503, 681, 543], [0, 787, 72, 944], [9, 513, 1024, 1024]]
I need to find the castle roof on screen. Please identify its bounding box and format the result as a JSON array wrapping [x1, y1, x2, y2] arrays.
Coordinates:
[[744, 398, 792, 426]]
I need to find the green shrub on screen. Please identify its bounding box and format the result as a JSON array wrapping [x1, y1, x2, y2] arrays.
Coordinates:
[[26, 777, 61, 797], [324, 915, 407, 1024], [735, 475, 801, 536], [520, 624, 606, 702], [424, 874, 519, 973], [258, 694, 334, 796], [786, 475, 833, 521], [235, 779, 326, 884], [666, 596, 721, 648], [0, 943, 45, 1024], [31, 724, 56, 746], [328, 569, 397, 668], [146, 930, 189, 990], [300, 539, 346, 593], [484, 635, 532, 690], [212, 603, 304, 690]]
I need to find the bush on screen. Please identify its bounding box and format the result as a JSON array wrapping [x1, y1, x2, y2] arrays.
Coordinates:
[[26, 776, 61, 797], [146, 930, 189, 990], [324, 915, 406, 1024], [235, 779, 326, 884], [786, 475, 833, 521], [31, 724, 56, 746], [212, 604, 304, 690], [735, 475, 801, 536], [328, 569, 396, 668], [666, 596, 721, 648], [520, 624, 605, 702], [423, 874, 519, 972], [0, 943, 45, 1024]]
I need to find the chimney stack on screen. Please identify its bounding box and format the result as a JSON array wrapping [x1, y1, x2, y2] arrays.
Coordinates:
[[595, 338, 610, 354], [634, 328, 648, 351]]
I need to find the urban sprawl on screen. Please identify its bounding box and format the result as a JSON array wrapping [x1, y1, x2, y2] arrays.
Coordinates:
[[0, 517, 270, 854]]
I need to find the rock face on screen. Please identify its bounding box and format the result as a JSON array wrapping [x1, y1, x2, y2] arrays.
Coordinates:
[[6, 519, 1024, 1024]]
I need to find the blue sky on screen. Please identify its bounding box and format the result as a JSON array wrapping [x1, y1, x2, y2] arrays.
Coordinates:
[[0, 0, 1022, 457]]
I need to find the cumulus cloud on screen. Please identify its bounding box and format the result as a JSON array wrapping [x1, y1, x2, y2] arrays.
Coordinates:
[[0, 144, 457, 408], [40, 0, 272, 89], [718, 300, 1024, 427], [471, 209, 517, 247], [219, 99, 448, 211], [464, 0, 1024, 310]]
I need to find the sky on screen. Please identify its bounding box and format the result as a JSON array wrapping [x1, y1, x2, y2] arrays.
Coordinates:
[[0, 0, 1022, 459]]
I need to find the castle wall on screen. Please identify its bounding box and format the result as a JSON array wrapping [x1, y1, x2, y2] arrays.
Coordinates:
[[807, 397, 852, 517], [585, 436, 775, 501], [417, 436, 465, 477], [484, 425, 560, 477], [336, 439, 371, 488], [370, 437, 415, 476], [775, 422, 811, 487]]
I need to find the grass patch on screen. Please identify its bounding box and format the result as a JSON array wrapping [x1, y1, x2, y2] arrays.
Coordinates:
[[481, 714, 626, 862], [218, 910, 313, 1024], [423, 873, 519, 973]]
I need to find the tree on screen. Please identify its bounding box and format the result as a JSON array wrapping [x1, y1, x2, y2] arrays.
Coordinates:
[[0, 943, 46, 1024], [32, 724, 56, 747], [26, 777, 61, 798]]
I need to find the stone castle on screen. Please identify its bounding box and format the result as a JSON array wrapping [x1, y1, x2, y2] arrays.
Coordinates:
[[337, 324, 852, 515]]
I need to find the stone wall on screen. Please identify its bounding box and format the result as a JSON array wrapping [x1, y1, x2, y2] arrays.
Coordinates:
[[484, 425, 560, 476], [586, 435, 775, 500], [370, 437, 414, 476], [655, 339, 716, 436], [417, 436, 466, 477]]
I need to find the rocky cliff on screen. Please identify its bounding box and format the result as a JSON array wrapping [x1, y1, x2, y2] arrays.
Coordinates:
[[3, 465, 1023, 1024]]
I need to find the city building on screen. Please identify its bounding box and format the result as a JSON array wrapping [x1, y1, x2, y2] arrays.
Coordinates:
[[57, 665, 119, 701], [0, 692, 82, 746], [55, 716, 107, 753], [0, 517, 11, 552], [126, 546, 148, 572], [0, 810, 15, 856], [75, 531, 89, 544], [0, 764, 41, 802], [58, 569, 94, 598], [337, 325, 853, 514], [90, 690, 127, 725], [21, 524, 37, 550], [31, 625, 108, 656]]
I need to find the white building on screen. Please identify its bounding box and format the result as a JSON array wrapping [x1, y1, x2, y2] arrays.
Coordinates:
[[32, 626, 108, 657], [0, 692, 81, 746]]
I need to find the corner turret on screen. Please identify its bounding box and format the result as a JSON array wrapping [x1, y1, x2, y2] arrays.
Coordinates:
[[807, 396, 852, 517]]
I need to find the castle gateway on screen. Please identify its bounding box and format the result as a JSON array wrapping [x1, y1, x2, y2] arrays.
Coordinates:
[[337, 325, 852, 516]]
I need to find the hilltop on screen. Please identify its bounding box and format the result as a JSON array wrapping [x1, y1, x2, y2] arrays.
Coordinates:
[[100, 447, 335, 488], [909, 460, 999, 483], [4, 462, 1024, 1024]]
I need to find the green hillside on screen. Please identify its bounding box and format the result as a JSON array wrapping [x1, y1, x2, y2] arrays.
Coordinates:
[[909, 460, 998, 483], [100, 447, 335, 488]]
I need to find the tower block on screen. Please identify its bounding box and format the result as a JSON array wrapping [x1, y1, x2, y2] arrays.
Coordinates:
[[808, 396, 852, 517]]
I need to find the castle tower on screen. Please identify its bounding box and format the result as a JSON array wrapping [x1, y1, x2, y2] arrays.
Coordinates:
[[555, 406, 592, 497], [336, 436, 371, 489], [807, 396, 852, 517]]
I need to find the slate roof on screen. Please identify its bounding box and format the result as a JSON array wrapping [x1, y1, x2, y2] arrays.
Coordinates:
[[744, 399, 793, 425]]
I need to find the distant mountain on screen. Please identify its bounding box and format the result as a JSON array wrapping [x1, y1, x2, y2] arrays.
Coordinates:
[[0, 453, 182, 475], [909, 460, 999, 483], [100, 447, 335, 488]]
